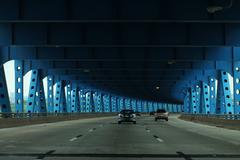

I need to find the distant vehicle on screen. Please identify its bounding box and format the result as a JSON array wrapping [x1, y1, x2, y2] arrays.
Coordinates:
[[135, 111, 141, 116], [154, 109, 169, 121], [149, 111, 155, 116], [118, 109, 136, 124]]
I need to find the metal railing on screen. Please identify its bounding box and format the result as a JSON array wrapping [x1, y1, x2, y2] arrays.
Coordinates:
[[0, 112, 114, 119], [183, 113, 240, 120]]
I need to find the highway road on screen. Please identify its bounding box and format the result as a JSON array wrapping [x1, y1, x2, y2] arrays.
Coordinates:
[[0, 115, 240, 160]]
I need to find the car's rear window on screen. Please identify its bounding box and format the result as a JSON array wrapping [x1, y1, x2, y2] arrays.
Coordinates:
[[120, 110, 134, 114], [156, 109, 166, 113]]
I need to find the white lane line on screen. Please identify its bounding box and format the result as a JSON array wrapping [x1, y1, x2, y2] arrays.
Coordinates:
[[153, 135, 164, 143], [88, 128, 96, 132], [88, 129, 93, 132], [69, 137, 78, 142], [156, 138, 164, 142]]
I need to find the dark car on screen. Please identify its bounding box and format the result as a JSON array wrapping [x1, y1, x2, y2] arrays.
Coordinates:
[[118, 109, 136, 124], [154, 109, 169, 121], [149, 111, 155, 116], [135, 111, 141, 116]]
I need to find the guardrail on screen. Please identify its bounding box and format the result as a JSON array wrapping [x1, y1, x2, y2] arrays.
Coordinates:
[[182, 113, 240, 120], [0, 112, 115, 119]]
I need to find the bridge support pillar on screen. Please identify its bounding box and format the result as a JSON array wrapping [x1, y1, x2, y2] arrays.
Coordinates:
[[26, 70, 38, 113], [47, 75, 54, 112], [234, 61, 240, 114], [35, 70, 47, 113], [15, 60, 23, 113], [202, 82, 210, 114], [191, 86, 197, 114], [221, 71, 234, 114], [66, 83, 72, 112], [71, 84, 77, 112], [80, 89, 86, 112], [0, 65, 11, 113], [53, 80, 63, 113], [209, 77, 217, 114]]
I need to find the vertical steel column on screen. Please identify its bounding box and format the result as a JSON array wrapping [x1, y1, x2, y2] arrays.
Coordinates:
[[209, 77, 217, 114], [160, 103, 163, 109], [124, 98, 129, 109], [202, 82, 210, 114], [191, 86, 197, 114], [93, 91, 98, 112], [34, 82, 41, 113], [153, 102, 157, 111], [76, 88, 80, 112], [47, 75, 54, 113], [157, 103, 160, 110], [119, 97, 124, 111], [0, 65, 11, 114], [79, 89, 86, 112], [53, 81, 62, 113], [90, 91, 95, 112], [97, 92, 103, 112], [102, 94, 106, 112], [176, 105, 180, 112], [26, 70, 38, 113], [71, 84, 77, 112], [173, 104, 177, 112], [38, 71, 47, 113], [169, 104, 172, 111], [103, 94, 110, 112], [86, 91, 91, 112], [109, 95, 112, 112], [143, 101, 147, 112], [60, 81, 67, 112], [15, 60, 23, 113], [111, 96, 116, 112], [115, 96, 118, 112], [116, 97, 119, 112], [123, 97, 126, 110], [137, 100, 141, 112], [184, 90, 190, 113], [66, 83, 72, 112], [234, 62, 240, 114], [131, 99, 137, 111], [150, 102, 154, 112], [195, 85, 201, 113], [221, 71, 234, 114]]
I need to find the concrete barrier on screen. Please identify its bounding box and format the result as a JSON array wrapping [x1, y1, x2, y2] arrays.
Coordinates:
[[179, 114, 240, 130], [0, 113, 116, 129]]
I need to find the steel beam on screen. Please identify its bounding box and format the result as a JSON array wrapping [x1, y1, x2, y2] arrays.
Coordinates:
[[0, 65, 11, 113], [26, 69, 38, 113], [47, 75, 54, 112], [14, 60, 23, 112]]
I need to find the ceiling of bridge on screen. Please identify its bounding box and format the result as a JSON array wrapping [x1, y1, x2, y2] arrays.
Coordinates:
[[0, 0, 239, 103]]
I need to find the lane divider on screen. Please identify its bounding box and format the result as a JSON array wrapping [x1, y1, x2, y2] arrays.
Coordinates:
[[88, 128, 96, 132], [153, 135, 164, 143], [145, 128, 151, 133], [69, 134, 83, 142], [70, 127, 97, 142]]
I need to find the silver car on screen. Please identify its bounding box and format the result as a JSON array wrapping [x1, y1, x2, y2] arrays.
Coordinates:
[[118, 109, 136, 124], [154, 109, 169, 121]]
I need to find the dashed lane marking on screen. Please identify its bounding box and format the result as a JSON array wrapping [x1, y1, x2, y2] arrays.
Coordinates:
[[69, 135, 82, 142], [153, 135, 164, 143]]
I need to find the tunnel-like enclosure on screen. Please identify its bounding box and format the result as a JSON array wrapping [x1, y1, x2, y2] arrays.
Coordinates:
[[0, 0, 240, 118]]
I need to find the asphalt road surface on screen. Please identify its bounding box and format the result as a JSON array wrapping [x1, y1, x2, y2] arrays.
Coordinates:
[[0, 115, 239, 160]]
